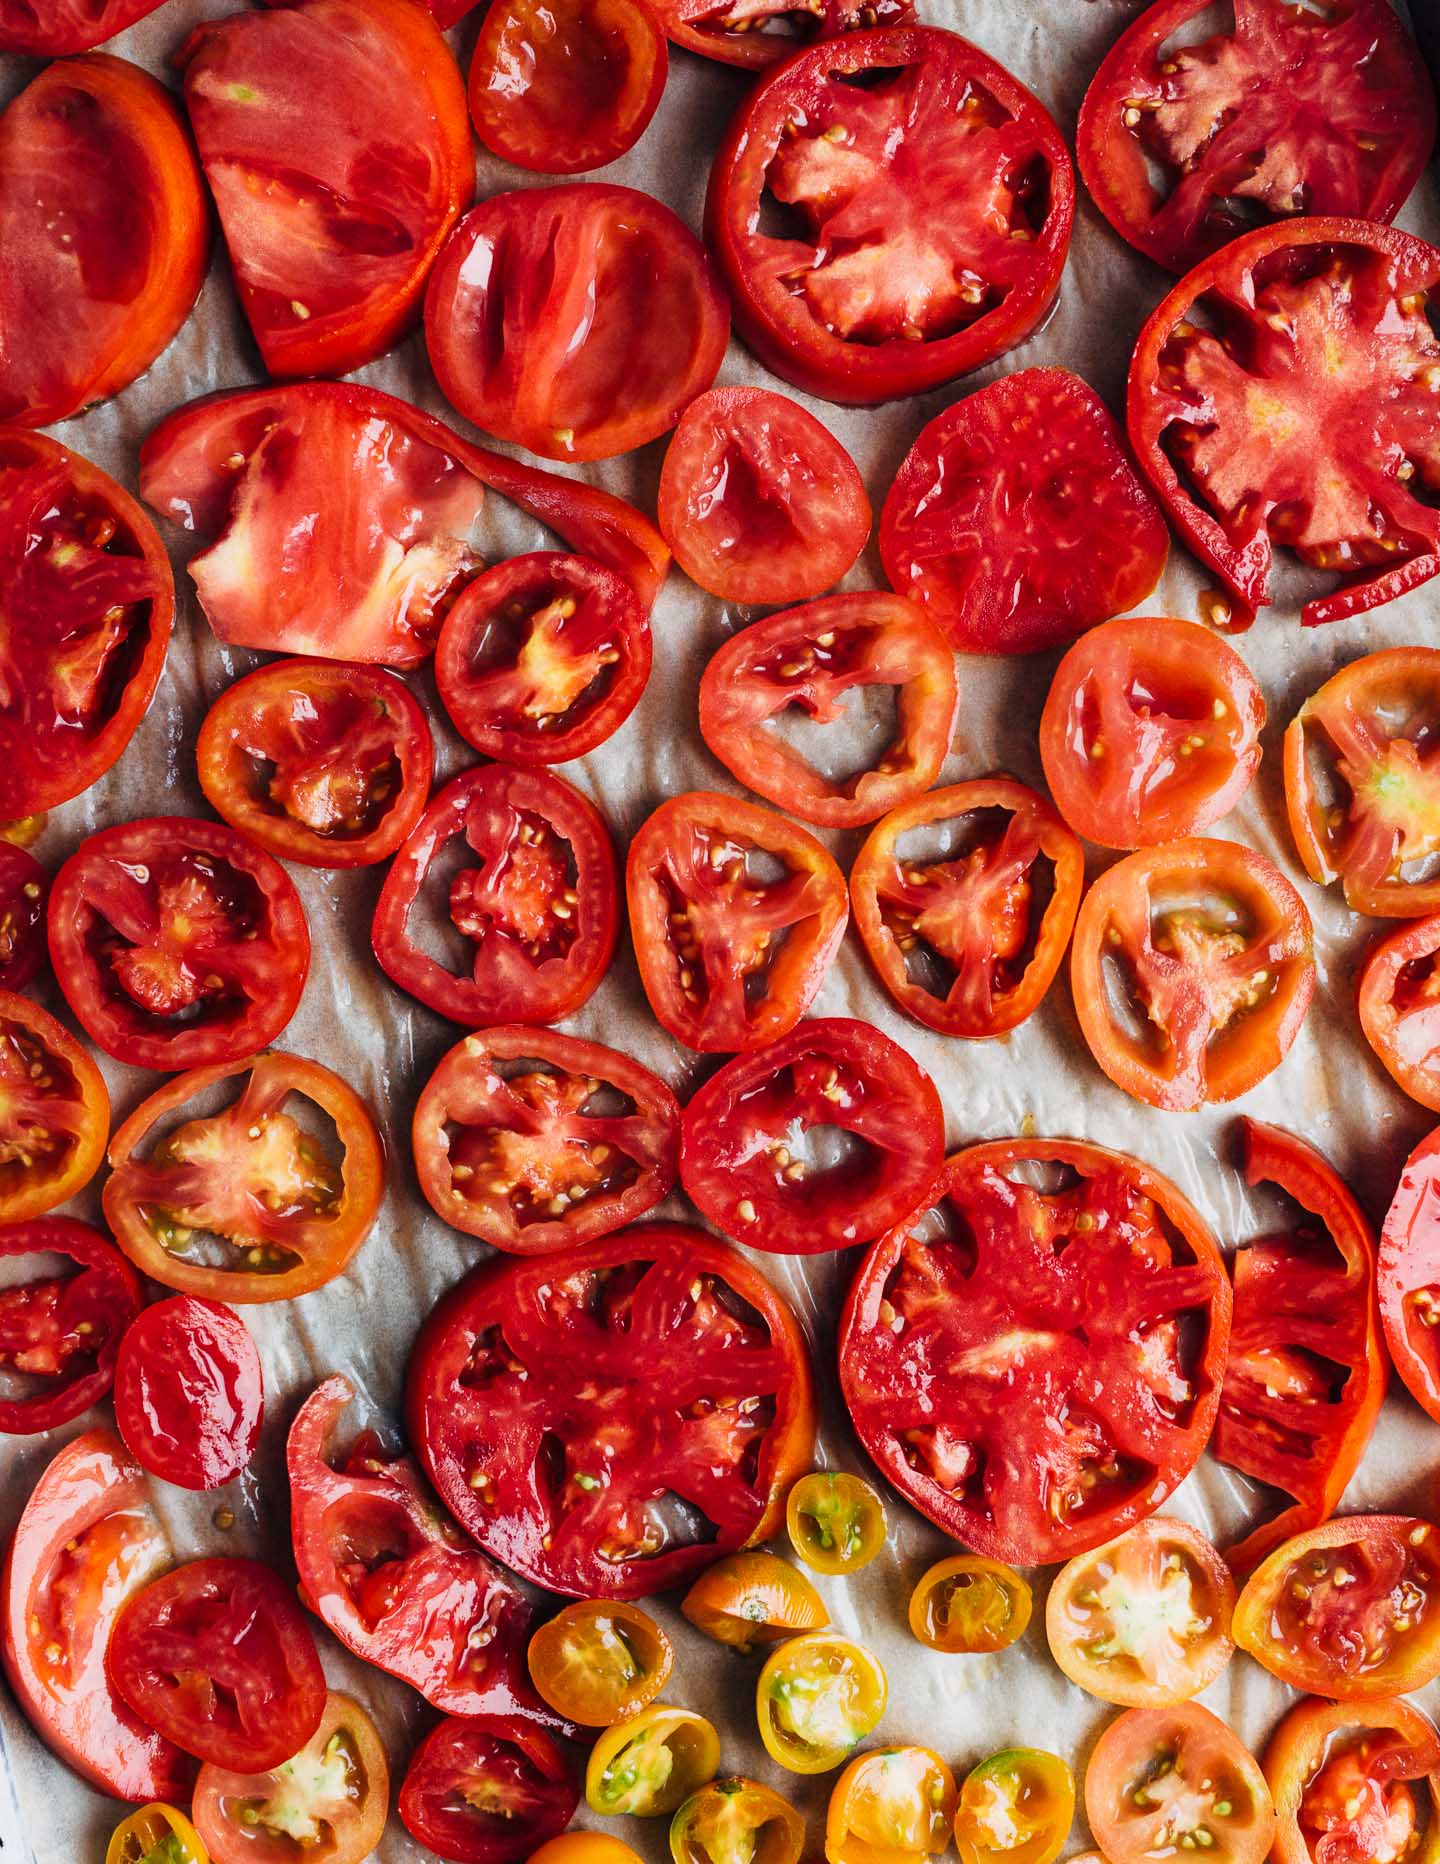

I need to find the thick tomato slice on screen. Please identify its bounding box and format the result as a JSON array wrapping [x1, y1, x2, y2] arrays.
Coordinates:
[[373, 763, 617, 1028], [399, 1714, 579, 1864], [527, 1600, 673, 1726], [1087, 1704, 1275, 1864], [425, 183, 729, 463], [1078, 0, 1436, 277], [837, 1138, 1231, 1565], [879, 369, 1168, 653], [697, 594, 958, 830], [0, 844, 48, 991], [849, 778, 1083, 1040], [678, 1017, 944, 1255], [1213, 1119, 1387, 1574], [1264, 1696, 1440, 1864], [659, 388, 871, 605], [705, 27, 1074, 404], [413, 1026, 680, 1254], [1070, 838, 1315, 1111], [0, 432, 174, 821], [826, 1745, 956, 1864], [0, 991, 108, 1224], [1378, 1124, 1440, 1424], [626, 792, 847, 1052], [1127, 218, 1440, 628], [0, 0, 166, 51], [48, 816, 310, 1071], [1039, 617, 1265, 850], [680, 1550, 828, 1652], [0, 56, 206, 428], [103, 1052, 385, 1305], [0, 1219, 140, 1436], [407, 1224, 817, 1598], [435, 553, 652, 765], [1359, 914, 1440, 1110], [655, 0, 914, 71], [113, 1296, 264, 1493], [675, 1778, 805, 1864]]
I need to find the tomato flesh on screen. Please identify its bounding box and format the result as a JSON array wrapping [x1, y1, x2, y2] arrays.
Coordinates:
[[399, 1714, 578, 1864], [1359, 913, 1440, 1109], [113, 1296, 263, 1493], [954, 1750, 1073, 1864], [674, 1777, 805, 1864], [1379, 1124, 1440, 1426], [756, 1633, 887, 1774], [0, 991, 109, 1224], [657, 0, 915, 70], [827, 1746, 956, 1864], [1264, 1697, 1440, 1864], [528, 1601, 673, 1726], [680, 1551, 828, 1652], [0, 1219, 140, 1436], [0, 0, 166, 51], [1087, 1704, 1275, 1864]]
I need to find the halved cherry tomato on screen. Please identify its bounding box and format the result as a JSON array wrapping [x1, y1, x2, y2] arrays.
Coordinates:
[[827, 1747, 956, 1864], [954, 1750, 1073, 1864], [674, 1777, 805, 1864], [435, 553, 651, 765], [705, 27, 1074, 404], [907, 1556, 1032, 1656], [655, 0, 915, 70], [1087, 1704, 1274, 1864], [426, 183, 729, 463], [850, 779, 1084, 1040], [48, 817, 309, 1072], [534, 1841, 644, 1864], [0, 991, 108, 1224], [697, 594, 958, 829], [400, 1713, 579, 1864], [1070, 838, 1315, 1111], [0, 844, 47, 990], [107, 1804, 209, 1864], [373, 762, 617, 1028], [0, 0, 166, 51], [103, 1052, 384, 1305], [0, 1219, 140, 1436], [757, 1633, 887, 1775], [627, 792, 847, 1052], [1378, 1125, 1440, 1424], [528, 1602, 674, 1727], [1360, 913, 1440, 1110], [660, 389, 870, 605], [680, 1551, 828, 1652], [1264, 1695, 1440, 1864], [679, 1019, 944, 1256], [787, 1472, 886, 1576], [1039, 618, 1266, 849], [588, 1705, 721, 1816], [839, 1138, 1231, 1565], [113, 1296, 263, 1493]]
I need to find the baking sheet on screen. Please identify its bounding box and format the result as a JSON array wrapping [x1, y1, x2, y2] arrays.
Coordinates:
[[5, 0, 1440, 1857]]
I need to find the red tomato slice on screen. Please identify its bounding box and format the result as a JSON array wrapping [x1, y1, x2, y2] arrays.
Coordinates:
[[880, 369, 1167, 652], [48, 816, 310, 1071], [838, 1138, 1231, 1565], [1078, 0, 1436, 277], [0, 1219, 140, 1436], [0, 431, 174, 820], [0, 991, 109, 1225], [425, 183, 729, 463], [1359, 914, 1440, 1111], [413, 1026, 680, 1253], [0, 0, 166, 51], [698, 593, 957, 829], [1069, 838, 1315, 1111], [0, 844, 49, 991], [407, 1225, 817, 1597], [1087, 1703, 1275, 1864], [113, 1296, 264, 1493], [435, 553, 652, 765], [1377, 1124, 1440, 1426], [373, 763, 617, 1028], [398, 1715, 579, 1864], [849, 778, 1084, 1039], [1213, 1119, 1387, 1574], [679, 1017, 944, 1255], [1264, 1696, 1440, 1864], [0, 55, 206, 427], [655, 0, 915, 70], [1039, 617, 1265, 850], [658, 387, 871, 604], [470, 0, 668, 175], [1127, 218, 1440, 629], [626, 791, 847, 1052], [705, 26, 1074, 404]]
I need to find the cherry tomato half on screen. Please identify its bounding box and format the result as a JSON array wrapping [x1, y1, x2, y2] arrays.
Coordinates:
[[680, 1551, 828, 1653], [0, 843, 48, 992], [907, 1557, 1032, 1657], [107, 1804, 209, 1864], [674, 1777, 805, 1864], [827, 1747, 957, 1864], [0, 991, 109, 1224], [1359, 913, 1440, 1111], [756, 1633, 888, 1775], [1086, 1704, 1274, 1864], [0, 1219, 140, 1436], [113, 1296, 264, 1493], [954, 1750, 1073, 1864], [787, 1473, 887, 1576], [587, 1705, 721, 1817], [1379, 1124, 1440, 1424], [400, 1714, 579, 1864], [534, 1841, 644, 1864], [1263, 1695, 1440, 1864], [528, 1602, 674, 1727]]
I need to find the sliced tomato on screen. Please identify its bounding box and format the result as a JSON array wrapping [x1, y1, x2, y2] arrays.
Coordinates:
[[756, 1633, 886, 1775], [113, 1296, 263, 1493], [0, 56, 206, 427], [528, 1601, 673, 1726], [0, 0, 167, 51], [850, 778, 1084, 1040], [0, 991, 109, 1224], [1086, 1703, 1274, 1864], [705, 27, 1074, 403], [399, 1714, 578, 1864], [0, 1219, 140, 1436], [838, 1138, 1231, 1565], [1359, 914, 1440, 1110], [588, 1708, 719, 1819], [1378, 1125, 1440, 1424], [1039, 617, 1265, 849], [0, 844, 48, 991], [679, 1018, 944, 1255], [413, 1025, 680, 1254], [697, 594, 957, 830], [1264, 1696, 1440, 1864], [675, 1778, 805, 1864], [826, 1745, 956, 1864], [1127, 218, 1440, 629], [103, 1052, 385, 1305], [1213, 1119, 1387, 1574], [679, 1550, 828, 1653], [880, 369, 1167, 653], [48, 816, 309, 1071], [106, 1805, 208, 1864], [1069, 838, 1315, 1111], [407, 1224, 817, 1598], [954, 1750, 1073, 1864], [655, 0, 915, 71], [907, 1556, 1032, 1656], [786, 1472, 886, 1576]]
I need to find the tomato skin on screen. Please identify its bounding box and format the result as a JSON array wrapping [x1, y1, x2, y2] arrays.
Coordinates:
[[587, 1704, 721, 1816], [0, 843, 46, 992], [107, 1803, 209, 1864], [1264, 1696, 1440, 1864], [1359, 914, 1440, 1110], [399, 1714, 579, 1864], [954, 1750, 1073, 1864], [0, 991, 109, 1224], [1087, 1704, 1275, 1864], [1378, 1125, 1440, 1425], [680, 1551, 828, 1653], [907, 1557, 1032, 1656], [0, 1219, 141, 1436], [528, 1601, 673, 1726], [674, 1777, 804, 1864], [656, 0, 915, 69], [113, 1296, 263, 1493], [756, 1633, 887, 1775], [535, 1841, 644, 1864], [0, 0, 166, 51], [826, 1746, 956, 1864], [786, 1472, 886, 1576]]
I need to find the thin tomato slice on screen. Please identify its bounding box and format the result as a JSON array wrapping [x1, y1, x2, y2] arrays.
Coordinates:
[[113, 1297, 264, 1493], [1264, 1695, 1440, 1864], [1379, 1125, 1440, 1424], [655, 0, 914, 71], [0, 1220, 140, 1436], [1359, 913, 1440, 1110], [0, 991, 109, 1224], [399, 1714, 578, 1864], [1087, 1704, 1274, 1864], [0, 0, 166, 51]]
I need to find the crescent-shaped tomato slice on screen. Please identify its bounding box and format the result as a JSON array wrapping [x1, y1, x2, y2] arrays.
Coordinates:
[[654, 0, 914, 71], [0, 991, 109, 1224], [0, 1220, 141, 1437], [1264, 1695, 1440, 1864], [1359, 913, 1440, 1111], [0, 0, 167, 51]]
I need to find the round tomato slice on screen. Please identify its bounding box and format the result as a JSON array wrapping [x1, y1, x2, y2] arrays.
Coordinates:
[[0, 1219, 140, 1436], [373, 762, 617, 1028], [107, 1804, 208, 1864], [1078, 0, 1436, 277], [850, 778, 1084, 1040], [674, 1778, 805, 1864], [0, 991, 108, 1224], [907, 1556, 1032, 1656], [1127, 218, 1440, 629], [103, 1052, 384, 1305], [627, 791, 847, 1052], [196, 659, 432, 869], [0, 0, 166, 51], [756, 1633, 887, 1775], [413, 1026, 680, 1254], [113, 1296, 263, 1493], [680, 1019, 943, 1256], [528, 1601, 673, 1726], [426, 183, 729, 463], [655, 0, 914, 70], [0, 56, 206, 428], [435, 553, 652, 765], [535, 1838, 644, 1864], [589, 1704, 720, 1817], [954, 1750, 1073, 1864], [880, 369, 1167, 653], [659, 388, 870, 605], [1265, 1696, 1440, 1864], [705, 27, 1074, 404], [838, 1138, 1231, 1565], [399, 1714, 578, 1864], [1070, 838, 1315, 1111], [1378, 1124, 1440, 1425], [407, 1224, 816, 1598], [826, 1745, 956, 1864], [1359, 914, 1440, 1110], [1039, 617, 1265, 849], [786, 1472, 886, 1576], [0, 843, 48, 991], [679, 1550, 828, 1653], [697, 594, 957, 830], [1087, 1704, 1274, 1864]]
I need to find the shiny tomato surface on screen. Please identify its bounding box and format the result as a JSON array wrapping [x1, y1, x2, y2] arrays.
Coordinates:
[[1264, 1695, 1440, 1864], [0, 1219, 140, 1436], [1359, 913, 1440, 1110], [655, 0, 914, 69], [0, 844, 48, 991], [1087, 1704, 1274, 1864], [0, 991, 109, 1224], [398, 1714, 578, 1864], [113, 1297, 264, 1492]]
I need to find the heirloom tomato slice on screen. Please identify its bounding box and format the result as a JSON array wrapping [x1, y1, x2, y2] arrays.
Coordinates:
[[407, 1224, 816, 1598], [0, 991, 108, 1224], [1264, 1695, 1440, 1864], [1127, 218, 1440, 628], [527, 1600, 673, 1726], [1359, 913, 1440, 1110], [838, 1138, 1231, 1565], [0, 1218, 140, 1436], [756, 1633, 886, 1775], [399, 1714, 578, 1864], [1378, 1125, 1440, 1424], [826, 1745, 956, 1864], [680, 1551, 828, 1653], [0, 844, 48, 991], [0, 0, 166, 51], [655, 0, 914, 71], [705, 27, 1074, 403], [586, 1705, 721, 1817], [907, 1556, 1032, 1656], [1087, 1704, 1274, 1864], [113, 1296, 263, 1493], [674, 1778, 805, 1864], [954, 1750, 1073, 1864]]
